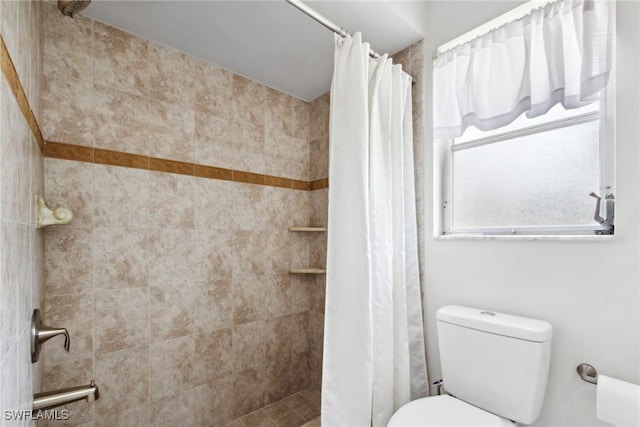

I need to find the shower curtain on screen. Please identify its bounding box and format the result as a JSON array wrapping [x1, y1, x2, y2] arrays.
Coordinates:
[[321, 33, 429, 427]]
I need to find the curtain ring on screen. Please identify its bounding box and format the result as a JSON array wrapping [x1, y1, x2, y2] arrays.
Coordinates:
[[336, 37, 345, 47]]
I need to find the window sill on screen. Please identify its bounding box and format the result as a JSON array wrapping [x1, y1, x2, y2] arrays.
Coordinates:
[[434, 234, 615, 242]]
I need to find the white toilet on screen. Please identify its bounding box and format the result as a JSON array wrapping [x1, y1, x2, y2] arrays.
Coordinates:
[[389, 305, 553, 426]]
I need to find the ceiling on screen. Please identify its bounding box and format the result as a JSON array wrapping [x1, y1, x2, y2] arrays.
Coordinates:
[[83, 1, 424, 101]]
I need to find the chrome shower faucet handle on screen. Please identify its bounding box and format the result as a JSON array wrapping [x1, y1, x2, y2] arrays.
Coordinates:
[[31, 309, 70, 363]]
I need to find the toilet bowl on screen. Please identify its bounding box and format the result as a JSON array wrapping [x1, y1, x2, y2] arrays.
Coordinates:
[[388, 395, 514, 426], [389, 306, 552, 427]]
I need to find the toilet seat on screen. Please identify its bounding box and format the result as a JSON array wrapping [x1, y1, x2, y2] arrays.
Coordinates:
[[388, 395, 514, 427]]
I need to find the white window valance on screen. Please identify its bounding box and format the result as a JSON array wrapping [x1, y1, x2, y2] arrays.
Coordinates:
[[433, 0, 614, 141]]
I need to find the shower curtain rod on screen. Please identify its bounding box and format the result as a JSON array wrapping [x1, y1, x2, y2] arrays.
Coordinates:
[[284, 0, 417, 85]]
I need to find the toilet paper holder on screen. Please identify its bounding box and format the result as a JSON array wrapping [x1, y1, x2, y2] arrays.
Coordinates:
[[577, 363, 598, 384]]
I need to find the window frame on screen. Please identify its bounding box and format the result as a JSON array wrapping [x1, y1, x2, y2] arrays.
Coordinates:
[[434, 86, 616, 238]]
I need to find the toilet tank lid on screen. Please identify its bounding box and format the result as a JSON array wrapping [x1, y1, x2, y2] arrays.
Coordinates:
[[437, 305, 553, 342]]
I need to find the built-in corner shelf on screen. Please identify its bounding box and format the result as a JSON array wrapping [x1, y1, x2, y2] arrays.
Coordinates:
[[288, 268, 326, 274], [288, 226, 327, 232], [288, 225, 326, 275]]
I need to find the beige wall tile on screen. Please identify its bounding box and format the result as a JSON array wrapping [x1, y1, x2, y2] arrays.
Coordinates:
[[263, 230, 293, 274], [291, 190, 313, 227], [148, 171, 195, 228], [232, 182, 267, 231], [16, 1, 33, 102], [40, 401, 94, 427], [148, 42, 196, 108], [265, 87, 293, 137], [44, 227, 93, 296], [290, 351, 312, 393], [193, 281, 233, 334], [264, 128, 294, 179], [93, 164, 149, 228], [264, 274, 293, 318], [290, 312, 309, 355], [232, 320, 265, 373], [1, 0, 18, 61], [43, 357, 92, 391], [264, 317, 293, 403], [95, 317, 148, 356], [233, 367, 265, 418], [233, 274, 266, 325], [194, 177, 235, 230], [96, 405, 149, 427], [262, 187, 293, 230], [0, 82, 31, 223], [0, 224, 20, 355], [309, 94, 328, 143], [310, 189, 328, 226], [288, 233, 311, 272], [93, 83, 150, 155], [149, 388, 194, 427], [309, 234, 327, 268], [94, 287, 149, 354], [149, 336, 196, 400], [193, 377, 234, 426], [43, 292, 93, 365], [94, 21, 149, 97], [291, 276, 312, 313], [309, 138, 328, 182], [292, 98, 311, 141], [194, 229, 234, 282], [194, 111, 234, 169], [194, 60, 233, 119], [290, 137, 310, 182], [95, 346, 149, 417], [0, 346, 19, 419], [231, 74, 266, 131], [148, 99, 195, 162], [308, 312, 324, 355], [309, 351, 322, 391], [232, 231, 268, 277], [45, 158, 94, 228], [309, 276, 325, 315], [194, 329, 233, 383], [42, 73, 94, 146], [42, 2, 92, 83], [242, 409, 278, 427], [197, 117, 265, 175], [149, 228, 196, 287], [92, 228, 148, 291], [150, 286, 196, 342]]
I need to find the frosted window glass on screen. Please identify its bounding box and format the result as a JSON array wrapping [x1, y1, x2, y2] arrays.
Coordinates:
[[456, 102, 599, 144], [451, 120, 600, 229]]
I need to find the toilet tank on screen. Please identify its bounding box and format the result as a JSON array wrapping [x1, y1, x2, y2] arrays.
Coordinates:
[[437, 306, 552, 425]]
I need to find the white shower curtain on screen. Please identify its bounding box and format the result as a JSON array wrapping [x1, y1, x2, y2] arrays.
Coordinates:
[[321, 33, 429, 427]]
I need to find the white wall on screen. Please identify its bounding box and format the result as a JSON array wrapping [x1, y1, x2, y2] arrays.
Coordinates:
[[419, 2, 640, 426]]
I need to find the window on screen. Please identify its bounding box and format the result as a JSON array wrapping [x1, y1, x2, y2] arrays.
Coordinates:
[[435, 91, 615, 237], [431, 0, 615, 237]]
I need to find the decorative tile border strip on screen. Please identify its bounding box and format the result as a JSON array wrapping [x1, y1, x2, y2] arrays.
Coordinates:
[[45, 141, 329, 191], [0, 33, 329, 192], [0, 34, 45, 152], [310, 179, 329, 191]]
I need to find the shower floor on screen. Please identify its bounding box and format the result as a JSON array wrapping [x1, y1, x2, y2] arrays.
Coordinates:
[[229, 387, 321, 427]]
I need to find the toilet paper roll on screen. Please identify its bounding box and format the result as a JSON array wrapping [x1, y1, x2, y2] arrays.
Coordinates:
[[596, 374, 640, 427]]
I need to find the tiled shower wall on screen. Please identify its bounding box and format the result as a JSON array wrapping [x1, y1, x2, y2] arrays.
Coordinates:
[[41, 3, 328, 426], [0, 0, 44, 423]]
